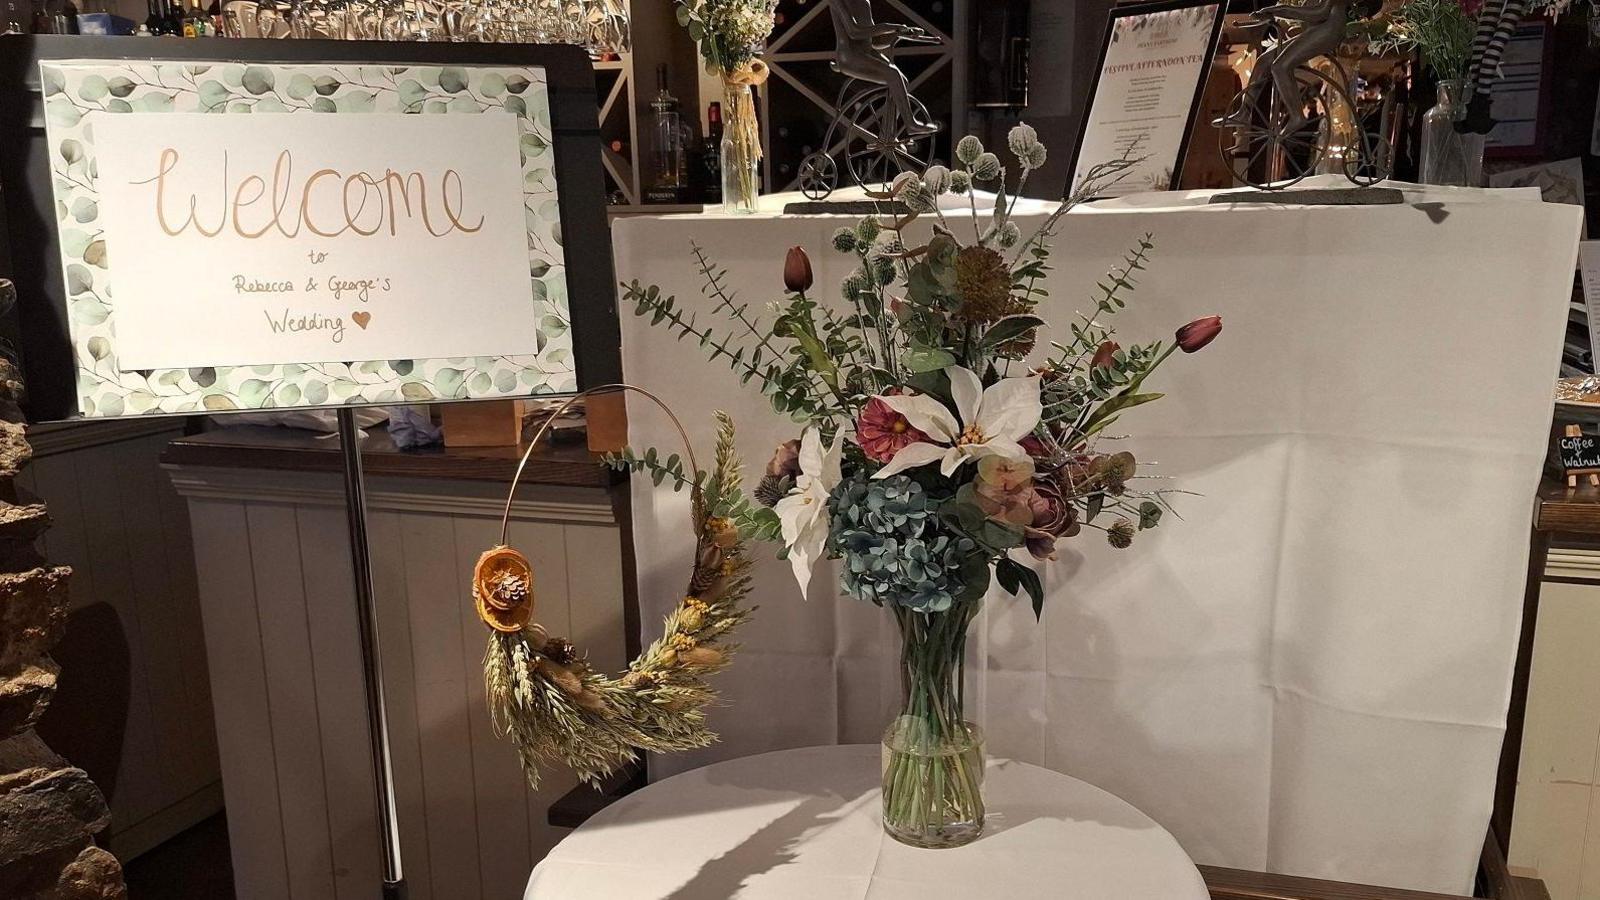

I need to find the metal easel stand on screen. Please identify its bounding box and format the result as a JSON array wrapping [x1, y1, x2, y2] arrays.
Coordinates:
[[336, 406, 407, 900]]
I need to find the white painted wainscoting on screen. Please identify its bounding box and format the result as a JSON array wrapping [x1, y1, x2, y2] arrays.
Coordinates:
[[1511, 549, 1600, 900], [164, 464, 625, 900], [19, 421, 222, 861]]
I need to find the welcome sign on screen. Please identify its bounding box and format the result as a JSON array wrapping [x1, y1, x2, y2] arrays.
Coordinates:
[[40, 60, 574, 416]]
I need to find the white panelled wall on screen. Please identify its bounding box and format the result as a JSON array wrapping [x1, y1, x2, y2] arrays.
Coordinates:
[[20, 421, 222, 861], [1511, 550, 1600, 900], [165, 464, 625, 900]]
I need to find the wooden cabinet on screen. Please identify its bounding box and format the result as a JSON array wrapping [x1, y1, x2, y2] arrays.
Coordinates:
[[165, 437, 626, 900]]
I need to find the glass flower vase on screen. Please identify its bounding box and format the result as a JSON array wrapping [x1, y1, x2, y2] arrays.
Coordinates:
[[720, 79, 761, 215], [880, 605, 985, 849], [1419, 79, 1485, 187]]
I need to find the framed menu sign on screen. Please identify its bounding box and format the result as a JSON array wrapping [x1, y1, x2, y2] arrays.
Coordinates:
[[1068, 0, 1225, 198], [0, 37, 616, 422]]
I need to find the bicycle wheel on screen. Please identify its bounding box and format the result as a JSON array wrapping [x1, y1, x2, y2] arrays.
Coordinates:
[[1219, 66, 1326, 189], [839, 89, 937, 193], [799, 152, 838, 200]]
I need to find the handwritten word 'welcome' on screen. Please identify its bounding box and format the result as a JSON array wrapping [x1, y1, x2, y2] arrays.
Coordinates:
[[134, 149, 485, 240]]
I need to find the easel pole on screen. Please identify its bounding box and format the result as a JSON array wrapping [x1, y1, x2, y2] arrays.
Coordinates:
[[336, 407, 407, 900]]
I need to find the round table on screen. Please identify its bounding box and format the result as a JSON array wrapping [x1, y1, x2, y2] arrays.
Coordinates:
[[527, 744, 1209, 899]]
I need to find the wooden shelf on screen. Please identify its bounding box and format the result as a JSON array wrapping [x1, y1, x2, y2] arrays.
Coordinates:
[[160, 424, 617, 488], [1536, 476, 1600, 534]]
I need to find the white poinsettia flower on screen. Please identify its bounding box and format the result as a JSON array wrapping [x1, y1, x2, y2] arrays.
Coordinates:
[[872, 367, 1041, 479], [774, 427, 842, 595]]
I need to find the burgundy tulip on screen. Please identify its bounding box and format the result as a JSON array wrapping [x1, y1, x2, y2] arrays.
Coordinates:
[[783, 246, 814, 293], [1090, 340, 1120, 370], [1175, 315, 1222, 353]]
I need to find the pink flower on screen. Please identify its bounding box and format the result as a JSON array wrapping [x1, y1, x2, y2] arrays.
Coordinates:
[[1024, 477, 1081, 560], [856, 395, 929, 463], [973, 456, 1037, 527]]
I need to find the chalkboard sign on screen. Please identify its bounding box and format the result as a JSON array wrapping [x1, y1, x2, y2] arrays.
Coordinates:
[[1561, 424, 1600, 486]]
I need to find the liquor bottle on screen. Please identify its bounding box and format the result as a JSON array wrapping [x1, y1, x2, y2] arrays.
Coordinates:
[[144, 0, 166, 33], [163, 0, 185, 35], [699, 102, 724, 204], [4, 0, 26, 31], [206, 0, 220, 34], [646, 63, 688, 202], [28, 0, 49, 32], [184, 0, 208, 35]]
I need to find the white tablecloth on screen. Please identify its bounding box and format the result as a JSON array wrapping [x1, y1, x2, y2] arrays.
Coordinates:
[[611, 180, 1584, 894], [526, 745, 1210, 899]]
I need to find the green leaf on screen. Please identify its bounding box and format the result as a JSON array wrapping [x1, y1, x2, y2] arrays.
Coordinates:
[[996, 557, 1045, 620], [980, 315, 1045, 349], [1138, 501, 1163, 530], [87, 336, 110, 361], [903, 345, 956, 373], [45, 98, 80, 128], [241, 66, 274, 95], [1080, 391, 1164, 437], [401, 381, 436, 401], [202, 393, 237, 411], [285, 73, 316, 100], [438, 67, 468, 93], [65, 264, 94, 295], [198, 80, 231, 110]]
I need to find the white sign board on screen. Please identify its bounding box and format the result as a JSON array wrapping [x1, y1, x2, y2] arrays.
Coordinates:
[[41, 60, 575, 416], [95, 113, 535, 369], [1072, 3, 1221, 198]]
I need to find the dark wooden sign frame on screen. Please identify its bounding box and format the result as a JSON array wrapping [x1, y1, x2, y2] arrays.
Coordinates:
[[0, 35, 620, 424]]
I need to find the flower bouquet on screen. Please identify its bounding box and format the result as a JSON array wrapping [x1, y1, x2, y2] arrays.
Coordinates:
[[670, 0, 778, 213], [614, 127, 1221, 848]]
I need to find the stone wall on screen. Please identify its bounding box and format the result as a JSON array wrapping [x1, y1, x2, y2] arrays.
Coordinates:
[[0, 305, 126, 900]]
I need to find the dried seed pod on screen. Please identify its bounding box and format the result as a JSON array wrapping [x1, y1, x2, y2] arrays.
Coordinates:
[[543, 637, 578, 666], [679, 647, 724, 668], [679, 606, 705, 632], [538, 658, 586, 697]]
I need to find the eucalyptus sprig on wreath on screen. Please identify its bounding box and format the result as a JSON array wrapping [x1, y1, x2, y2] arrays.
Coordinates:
[[620, 126, 1224, 621]]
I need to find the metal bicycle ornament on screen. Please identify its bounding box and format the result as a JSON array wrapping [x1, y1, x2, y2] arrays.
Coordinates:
[[1214, 0, 1392, 191], [798, 0, 942, 201]]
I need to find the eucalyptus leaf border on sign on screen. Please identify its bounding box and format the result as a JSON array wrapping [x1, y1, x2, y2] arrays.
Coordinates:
[[41, 59, 575, 417]]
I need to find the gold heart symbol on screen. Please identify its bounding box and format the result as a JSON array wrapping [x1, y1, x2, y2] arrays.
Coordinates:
[[352, 311, 371, 329]]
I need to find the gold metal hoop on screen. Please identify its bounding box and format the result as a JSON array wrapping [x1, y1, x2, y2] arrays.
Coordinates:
[[497, 382, 701, 546]]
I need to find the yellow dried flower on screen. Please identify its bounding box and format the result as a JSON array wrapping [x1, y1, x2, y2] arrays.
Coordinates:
[[953, 245, 1012, 326]]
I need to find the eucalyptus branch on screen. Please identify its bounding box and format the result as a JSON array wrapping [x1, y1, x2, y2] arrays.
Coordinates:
[[690, 242, 786, 361]]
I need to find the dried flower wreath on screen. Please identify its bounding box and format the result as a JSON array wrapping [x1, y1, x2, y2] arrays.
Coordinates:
[[477, 385, 754, 788]]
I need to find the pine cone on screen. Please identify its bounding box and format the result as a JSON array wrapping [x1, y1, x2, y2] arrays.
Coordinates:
[[688, 543, 725, 596], [543, 637, 578, 666], [754, 473, 792, 507]]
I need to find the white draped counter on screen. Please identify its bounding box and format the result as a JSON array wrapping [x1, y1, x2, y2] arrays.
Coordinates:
[[527, 745, 1211, 899], [610, 180, 1583, 894]]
